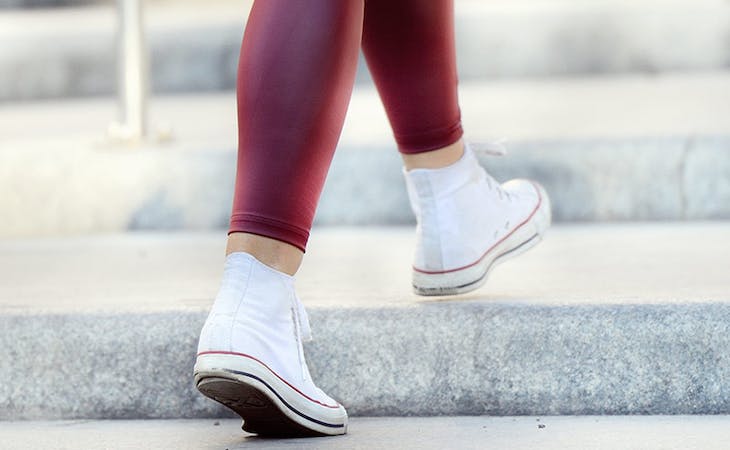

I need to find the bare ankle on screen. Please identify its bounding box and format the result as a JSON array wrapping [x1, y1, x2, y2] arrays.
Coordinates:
[[226, 232, 304, 276], [401, 139, 464, 170]]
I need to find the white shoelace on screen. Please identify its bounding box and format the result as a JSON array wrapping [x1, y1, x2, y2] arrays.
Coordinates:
[[467, 139, 513, 202], [291, 293, 313, 381], [467, 139, 508, 157], [294, 294, 312, 342]]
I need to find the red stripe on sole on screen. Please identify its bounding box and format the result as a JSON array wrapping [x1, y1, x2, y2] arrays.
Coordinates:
[[197, 350, 341, 409]]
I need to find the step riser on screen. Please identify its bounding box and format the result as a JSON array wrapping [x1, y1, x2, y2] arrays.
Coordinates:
[[1, 136, 729, 237], [2, 1, 729, 101], [3, 304, 730, 419]]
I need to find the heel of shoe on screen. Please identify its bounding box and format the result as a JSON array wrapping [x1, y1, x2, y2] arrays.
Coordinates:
[[197, 376, 328, 437], [194, 352, 348, 436]]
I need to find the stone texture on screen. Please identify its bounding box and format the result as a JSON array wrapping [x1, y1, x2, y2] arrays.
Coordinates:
[[2, 71, 729, 236], [0, 312, 222, 420], [321, 138, 703, 225], [684, 136, 730, 219], [0, 225, 729, 419], [480, 138, 690, 222], [3, 305, 730, 420], [307, 303, 730, 416], [2, 133, 729, 236]]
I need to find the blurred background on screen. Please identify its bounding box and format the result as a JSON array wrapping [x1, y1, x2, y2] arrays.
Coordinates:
[[0, 0, 728, 237]]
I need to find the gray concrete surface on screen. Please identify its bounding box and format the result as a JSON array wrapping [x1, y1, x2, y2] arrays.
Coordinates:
[[1, 225, 729, 419], [1, 73, 730, 236], [3, 416, 730, 450], [1, 0, 730, 100], [2, 224, 729, 312]]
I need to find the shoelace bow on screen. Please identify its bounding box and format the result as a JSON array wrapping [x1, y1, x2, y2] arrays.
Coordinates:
[[468, 139, 508, 157], [467, 139, 513, 202]]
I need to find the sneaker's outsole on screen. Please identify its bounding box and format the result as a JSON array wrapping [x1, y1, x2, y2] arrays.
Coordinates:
[[197, 376, 325, 437], [412, 181, 551, 296], [194, 352, 347, 437]]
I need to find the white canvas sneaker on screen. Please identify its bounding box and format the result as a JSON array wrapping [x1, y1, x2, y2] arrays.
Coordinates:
[[403, 143, 551, 296], [193, 252, 348, 436]]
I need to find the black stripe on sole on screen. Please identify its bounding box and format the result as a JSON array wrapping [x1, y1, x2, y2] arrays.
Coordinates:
[[197, 373, 344, 437]]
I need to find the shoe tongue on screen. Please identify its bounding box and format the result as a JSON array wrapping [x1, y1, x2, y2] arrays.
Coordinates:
[[226, 252, 312, 341]]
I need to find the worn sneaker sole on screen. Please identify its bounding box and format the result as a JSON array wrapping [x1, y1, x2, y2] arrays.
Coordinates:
[[412, 181, 551, 296], [194, 352, 348, 437]]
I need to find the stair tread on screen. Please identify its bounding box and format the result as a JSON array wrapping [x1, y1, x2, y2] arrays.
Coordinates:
[[1, 224, 728, 315]]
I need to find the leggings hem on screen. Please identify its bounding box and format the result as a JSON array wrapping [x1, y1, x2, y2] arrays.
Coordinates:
[[396, 119, 464, 154], [229, 213, 309, 252]]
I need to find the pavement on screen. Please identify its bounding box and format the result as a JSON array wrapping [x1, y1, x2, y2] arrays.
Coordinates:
[[1, 224, 729, 419], [3, 416, 730, 450]]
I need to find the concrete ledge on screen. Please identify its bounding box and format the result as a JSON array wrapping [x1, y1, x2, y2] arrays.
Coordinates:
[[4, 303, 730, 419], [1, 225, 729, 419], [1, 134, 729, 237], [2, 72, 729, 236], [321, 135, 730, 224]]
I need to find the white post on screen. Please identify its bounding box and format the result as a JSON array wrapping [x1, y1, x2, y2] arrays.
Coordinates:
[[113, 0, 148, 141]]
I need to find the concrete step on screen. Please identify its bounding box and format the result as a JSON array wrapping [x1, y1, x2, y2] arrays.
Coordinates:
[[1, 0, 729, 100], [3, 416, 730, 450], [1, 72, 729, 236], [1, 224, 729, 420]]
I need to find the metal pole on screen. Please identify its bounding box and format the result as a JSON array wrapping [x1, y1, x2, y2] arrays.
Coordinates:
[[115, 0, 148, 141]]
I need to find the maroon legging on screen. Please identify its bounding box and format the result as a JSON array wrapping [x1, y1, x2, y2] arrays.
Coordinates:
[[230, 0, 463, 251]]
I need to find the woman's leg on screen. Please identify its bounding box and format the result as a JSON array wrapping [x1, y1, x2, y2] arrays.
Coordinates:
[[195, 1, 363, 437], [362, 0, 551, 296], [227, 0, 364, 274], [362, 0, 464, 170]]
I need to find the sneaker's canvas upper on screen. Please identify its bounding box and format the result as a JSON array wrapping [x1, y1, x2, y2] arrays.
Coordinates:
[[197, 252, 335, 405], [403, 145, 542, 272]]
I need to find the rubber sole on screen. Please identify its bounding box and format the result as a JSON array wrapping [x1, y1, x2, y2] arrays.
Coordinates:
[[413, 182, 551, 296], [197, 376, 325, 437], [413, 232, 542, 296], [194, 353, 347, 437]]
